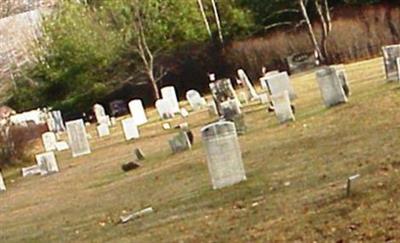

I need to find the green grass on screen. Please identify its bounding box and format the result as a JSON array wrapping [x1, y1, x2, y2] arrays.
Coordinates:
[[0, 57, 399, 242]]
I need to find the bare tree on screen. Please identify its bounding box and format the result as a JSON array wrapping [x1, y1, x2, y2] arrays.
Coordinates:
[[210, 0, 224, 45], [299, 0, 324, 63], [315, 0, 332, 62], [197, 0, 212, 39]]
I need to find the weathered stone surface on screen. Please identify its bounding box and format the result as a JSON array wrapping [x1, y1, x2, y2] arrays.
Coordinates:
[[382, 45, 400, 81], [122, 118, 140, 141], [128, 99, 148, 125], [186, 90, 207, 110], [201, 121, 246, 189], [97, 124, 110, 138], [0, 172, 6, 192], [316, 66, 348, 107], [265, 72, 297, 100], [270, 91, 295, 124], [161, 86, 180, 114], [42, 131, 57, 152], [169, 131, 192, 153], [35, 151, 59, 175], [66, 119, 91, 157]]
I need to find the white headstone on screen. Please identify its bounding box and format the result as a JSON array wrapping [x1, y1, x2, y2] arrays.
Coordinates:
[[237, 69, 259, 100], [201, 121, 247, 189], [155, 99, 174, 119], [316, 66, 348, 107], [271, 91, 295, 124], [97, 124, 110, 137], [110, 117, 117, 126], [128, 99, 148, 125], [260, 70, 280, 90], [93, 104, 106, 123], [382, 45, 400, 81], [66, 119, 91, 157], [98, 115, 111, 126], [264, 72, 296, 100], [42, 132, 57, 152], [22, 165, 42, 177], [51, 110, 65, 132], [0, 172, 6, 192], [35, 152, 59, 175], [122, 118, 140, 141], [186, 90, 207, 110], [161, 86, 180, 114], [55, 141, 69, 151]]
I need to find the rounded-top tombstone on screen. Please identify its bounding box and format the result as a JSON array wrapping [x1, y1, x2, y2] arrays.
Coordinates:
[[155, 99, 173, 119], [186, 90, 205, 110], [201, 121, 246, 190], [161, 86, 180, 114], [128, 99, 148, 125]]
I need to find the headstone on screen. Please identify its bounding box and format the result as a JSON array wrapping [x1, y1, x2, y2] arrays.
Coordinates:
[[161, 86, 180, 114], [210, 78, 241, 114], [169, 131, 192, 153], [201, 121, 246, 189], [97, 124, 110, 137], [51, 110, 65, 132], [35, 152, 59, 175], [397, 57, 400, 81], [0, 172, 6, 192], [133, 148, 145, 161], [316, 66, 348, 107], [332, 64, 350, 97], [208, 100, 218, 117], [128, 99, 148, 126], [66, 119, 91, 157], [220, 99, 246, 134], [286, 52, 317, 74], [93, 104, 106, 123], [382, 45, 400, 81], [122, 118, 140, 141], [270, 91, 295, 124], [186, 90, 207, 110], [42, 132, 57, 152], [98, 115, 111, 126], [264, 72, 297, 100], [155, 99, 174, 119], [55, 141, 69, 151], [260, 70, 280, 90], [237, 69, 259, 100], [162, 123, 171, 130], [22, 165, 42, 177]]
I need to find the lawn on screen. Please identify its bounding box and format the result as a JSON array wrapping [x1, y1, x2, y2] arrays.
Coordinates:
[[0, 57, 399, 242]]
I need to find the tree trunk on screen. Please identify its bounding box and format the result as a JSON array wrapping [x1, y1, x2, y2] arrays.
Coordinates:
[[148, 71, 160, 100], [299, 0, 324, 64], [315, 0, 332, 64], [211, 0, 224, 45], [197, 0, 212, 39]]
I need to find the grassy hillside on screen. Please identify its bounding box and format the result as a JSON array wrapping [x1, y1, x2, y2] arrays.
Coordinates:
[[0, 57, 399, 242]]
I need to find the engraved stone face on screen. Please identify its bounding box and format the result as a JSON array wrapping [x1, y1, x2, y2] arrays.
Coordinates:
[[201, 121, 246, 190], [35, 151, 59, 175], [316, 66, 348, 108], [382, 45, 400, 82], [66, 119, 91, 157], [42, 132, 57, 152], [270, 91, 295, 124]]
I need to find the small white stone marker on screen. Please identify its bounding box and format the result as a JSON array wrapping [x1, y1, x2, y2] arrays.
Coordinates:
[[346, 174, 360, 197], [270, 91, 295, 124], [97, 124, 110, 137], [180, 108, 189, 118], [22, 165, 42, 177], [162, 123, 171, 130], [121, 118, 140, 141], [0, 172, 6, 192], [55, 141, 69, 151], [120, 207, 154, 224], [35, 152, 59, 175], [42, 132, 57, 152]]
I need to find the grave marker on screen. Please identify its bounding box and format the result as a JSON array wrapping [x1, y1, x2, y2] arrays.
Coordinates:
[[169, 131, 192, 153], [316, 66, 348, 107], [237, 69, 259, 100], [93, 104, 106, 123], [270, 91, 295, 124], [128, 99, 148, 125], [0, 172, 6, 192], [97, 124, 110, 137], [66, 119, 91, 157], [22, 165, 42, 177], [186, 90, 207, 111], [201, 121, 247, 189], [161, 86, 180, 114], [382, 44, 400, 81], [42, 132, 57, 152], [265, 72, 297, 100], [122, 118, 140, 141], [55, 141, 69, 151], [155, 99, 174, 119], [35, 152, 59, 175]]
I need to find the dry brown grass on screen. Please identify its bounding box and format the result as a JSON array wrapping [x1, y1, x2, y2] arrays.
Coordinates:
[[0, 57, 399, 242]]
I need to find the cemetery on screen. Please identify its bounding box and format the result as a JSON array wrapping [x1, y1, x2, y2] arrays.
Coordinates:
[[1, 1, 400, 242], [0, 56, 399, 242]]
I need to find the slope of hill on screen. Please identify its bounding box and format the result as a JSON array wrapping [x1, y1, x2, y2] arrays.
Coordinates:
[[0, 57, 399, 242]]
